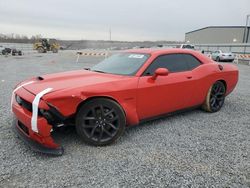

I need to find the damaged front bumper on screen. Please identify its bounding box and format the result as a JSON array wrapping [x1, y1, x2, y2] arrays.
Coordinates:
[[12, 87, 64, 156], [12, 118, 64, 156]]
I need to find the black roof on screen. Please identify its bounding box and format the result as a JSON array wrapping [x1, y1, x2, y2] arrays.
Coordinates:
[[186, 26, 250, 34]]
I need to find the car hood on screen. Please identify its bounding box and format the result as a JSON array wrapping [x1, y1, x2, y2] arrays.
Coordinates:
[[23, 70, 127, 95]]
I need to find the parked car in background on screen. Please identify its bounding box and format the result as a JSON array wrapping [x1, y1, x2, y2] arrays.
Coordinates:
[[2, 47, 12, 55], [211, 50, 235, 62], [1, 47, 22, 56], [176, 44, 195, 50], [11, 49, 22, 56], [0, 45, 5, 54]]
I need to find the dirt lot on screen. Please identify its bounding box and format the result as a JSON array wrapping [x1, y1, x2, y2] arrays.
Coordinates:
[[0, 51, 250, 187]]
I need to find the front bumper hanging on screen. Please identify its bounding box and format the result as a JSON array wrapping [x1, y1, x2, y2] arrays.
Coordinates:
[[12, 119, 64, 156], [12, 86, 64, 156]]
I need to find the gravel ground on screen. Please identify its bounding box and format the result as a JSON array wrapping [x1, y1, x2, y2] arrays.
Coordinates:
[[0, 51, 250, 187]]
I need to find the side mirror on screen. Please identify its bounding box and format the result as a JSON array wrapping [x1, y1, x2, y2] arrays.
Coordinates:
[[151, 68, 169, 80]]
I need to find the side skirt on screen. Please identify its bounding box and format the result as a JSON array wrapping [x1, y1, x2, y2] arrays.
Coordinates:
[[138, 105, 202, 125]]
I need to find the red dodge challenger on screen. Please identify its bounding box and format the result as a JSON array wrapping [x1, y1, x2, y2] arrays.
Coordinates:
[[11, 49, 238, 155]]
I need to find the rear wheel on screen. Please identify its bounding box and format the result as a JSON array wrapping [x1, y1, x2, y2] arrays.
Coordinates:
[[216, 56, 220, 62], [76, 98, 126, 146], [202, 81, 226, 112]]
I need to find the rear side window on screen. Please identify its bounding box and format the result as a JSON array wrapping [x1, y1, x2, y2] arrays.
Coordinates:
[[144, 54, 189, 75], [182, 54, 201, 70]]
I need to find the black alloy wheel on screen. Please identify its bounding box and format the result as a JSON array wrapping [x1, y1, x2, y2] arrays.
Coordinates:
[[209, 81, 226, 112], [202, 81, 226, 112], [76, 98, 125, 146]]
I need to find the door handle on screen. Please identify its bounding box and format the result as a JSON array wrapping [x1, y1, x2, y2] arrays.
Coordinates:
[[186, 76, 192, 79]]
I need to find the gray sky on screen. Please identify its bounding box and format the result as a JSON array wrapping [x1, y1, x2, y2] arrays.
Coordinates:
[[0, 0, 249, 41]]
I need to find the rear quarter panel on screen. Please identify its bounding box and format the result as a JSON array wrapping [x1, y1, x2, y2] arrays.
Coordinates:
[[191, 62, 238, 105], [219, 63, 239, 95]]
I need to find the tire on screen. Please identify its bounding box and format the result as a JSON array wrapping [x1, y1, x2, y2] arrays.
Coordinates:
[[216, 56, 220, 62], [76, 98, 126, 146], [52, 48, 58, 53], [202, 81, 226, 113], [37, 47, 45, 53]]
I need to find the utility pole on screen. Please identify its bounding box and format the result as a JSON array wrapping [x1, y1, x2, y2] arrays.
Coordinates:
[[109, 27, 112, 41], [243, 14, 250, 43]]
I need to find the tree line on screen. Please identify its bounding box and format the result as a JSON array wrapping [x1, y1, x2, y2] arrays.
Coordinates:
[[0, 33, 43, 43]]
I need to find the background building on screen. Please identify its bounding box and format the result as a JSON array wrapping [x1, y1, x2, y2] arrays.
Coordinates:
[[185, 26, 250, 44]]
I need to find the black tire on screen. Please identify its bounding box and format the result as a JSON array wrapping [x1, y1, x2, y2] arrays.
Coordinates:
[[2, 50, 6, 55], [216, 56, 220, 62], [202, 81, 226, 112], [37, 47, 45, 53], [52, 48, 58, 53], [76, 98, 126, 146]]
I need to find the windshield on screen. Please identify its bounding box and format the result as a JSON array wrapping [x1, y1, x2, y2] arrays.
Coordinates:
[[91, 53, 150, 75]]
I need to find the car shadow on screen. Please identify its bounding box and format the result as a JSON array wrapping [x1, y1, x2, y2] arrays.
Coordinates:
[[51, 108, 203, 149], [12, 107, 210, 158]]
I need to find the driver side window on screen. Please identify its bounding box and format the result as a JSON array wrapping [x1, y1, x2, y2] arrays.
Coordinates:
[[143, 54, 189, 75]]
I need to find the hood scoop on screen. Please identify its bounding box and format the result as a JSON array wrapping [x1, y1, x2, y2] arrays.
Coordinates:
[[37, 76, 44, 80]]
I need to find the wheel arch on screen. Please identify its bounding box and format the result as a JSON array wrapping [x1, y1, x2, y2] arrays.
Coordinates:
[[75, 95, 139, 126], [217, 79, 227, 92], [76, 96, 126, 119]]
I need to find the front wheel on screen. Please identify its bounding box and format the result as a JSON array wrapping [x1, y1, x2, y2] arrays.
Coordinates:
[[37, 47, 45, 53], [202, 81, 226, 112], [76, 98, 126, 146], [52, 48, 58, 53]]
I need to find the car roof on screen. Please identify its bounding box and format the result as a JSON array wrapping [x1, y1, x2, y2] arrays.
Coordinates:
[[125, 48, 212, 65], [125, 48, 197, 55]]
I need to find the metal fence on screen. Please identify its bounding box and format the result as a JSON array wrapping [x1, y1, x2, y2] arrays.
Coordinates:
[[191, 43, 250, 54], [1, 42, 250, 56], [162, 43, 250, 54]]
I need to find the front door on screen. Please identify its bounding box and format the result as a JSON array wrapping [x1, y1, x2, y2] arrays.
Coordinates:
[[136, 53, 197, 120]]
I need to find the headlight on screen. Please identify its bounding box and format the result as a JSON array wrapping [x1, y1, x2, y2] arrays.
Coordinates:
[[39, 109, 54, 123], [15, 95, 22, 104]]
